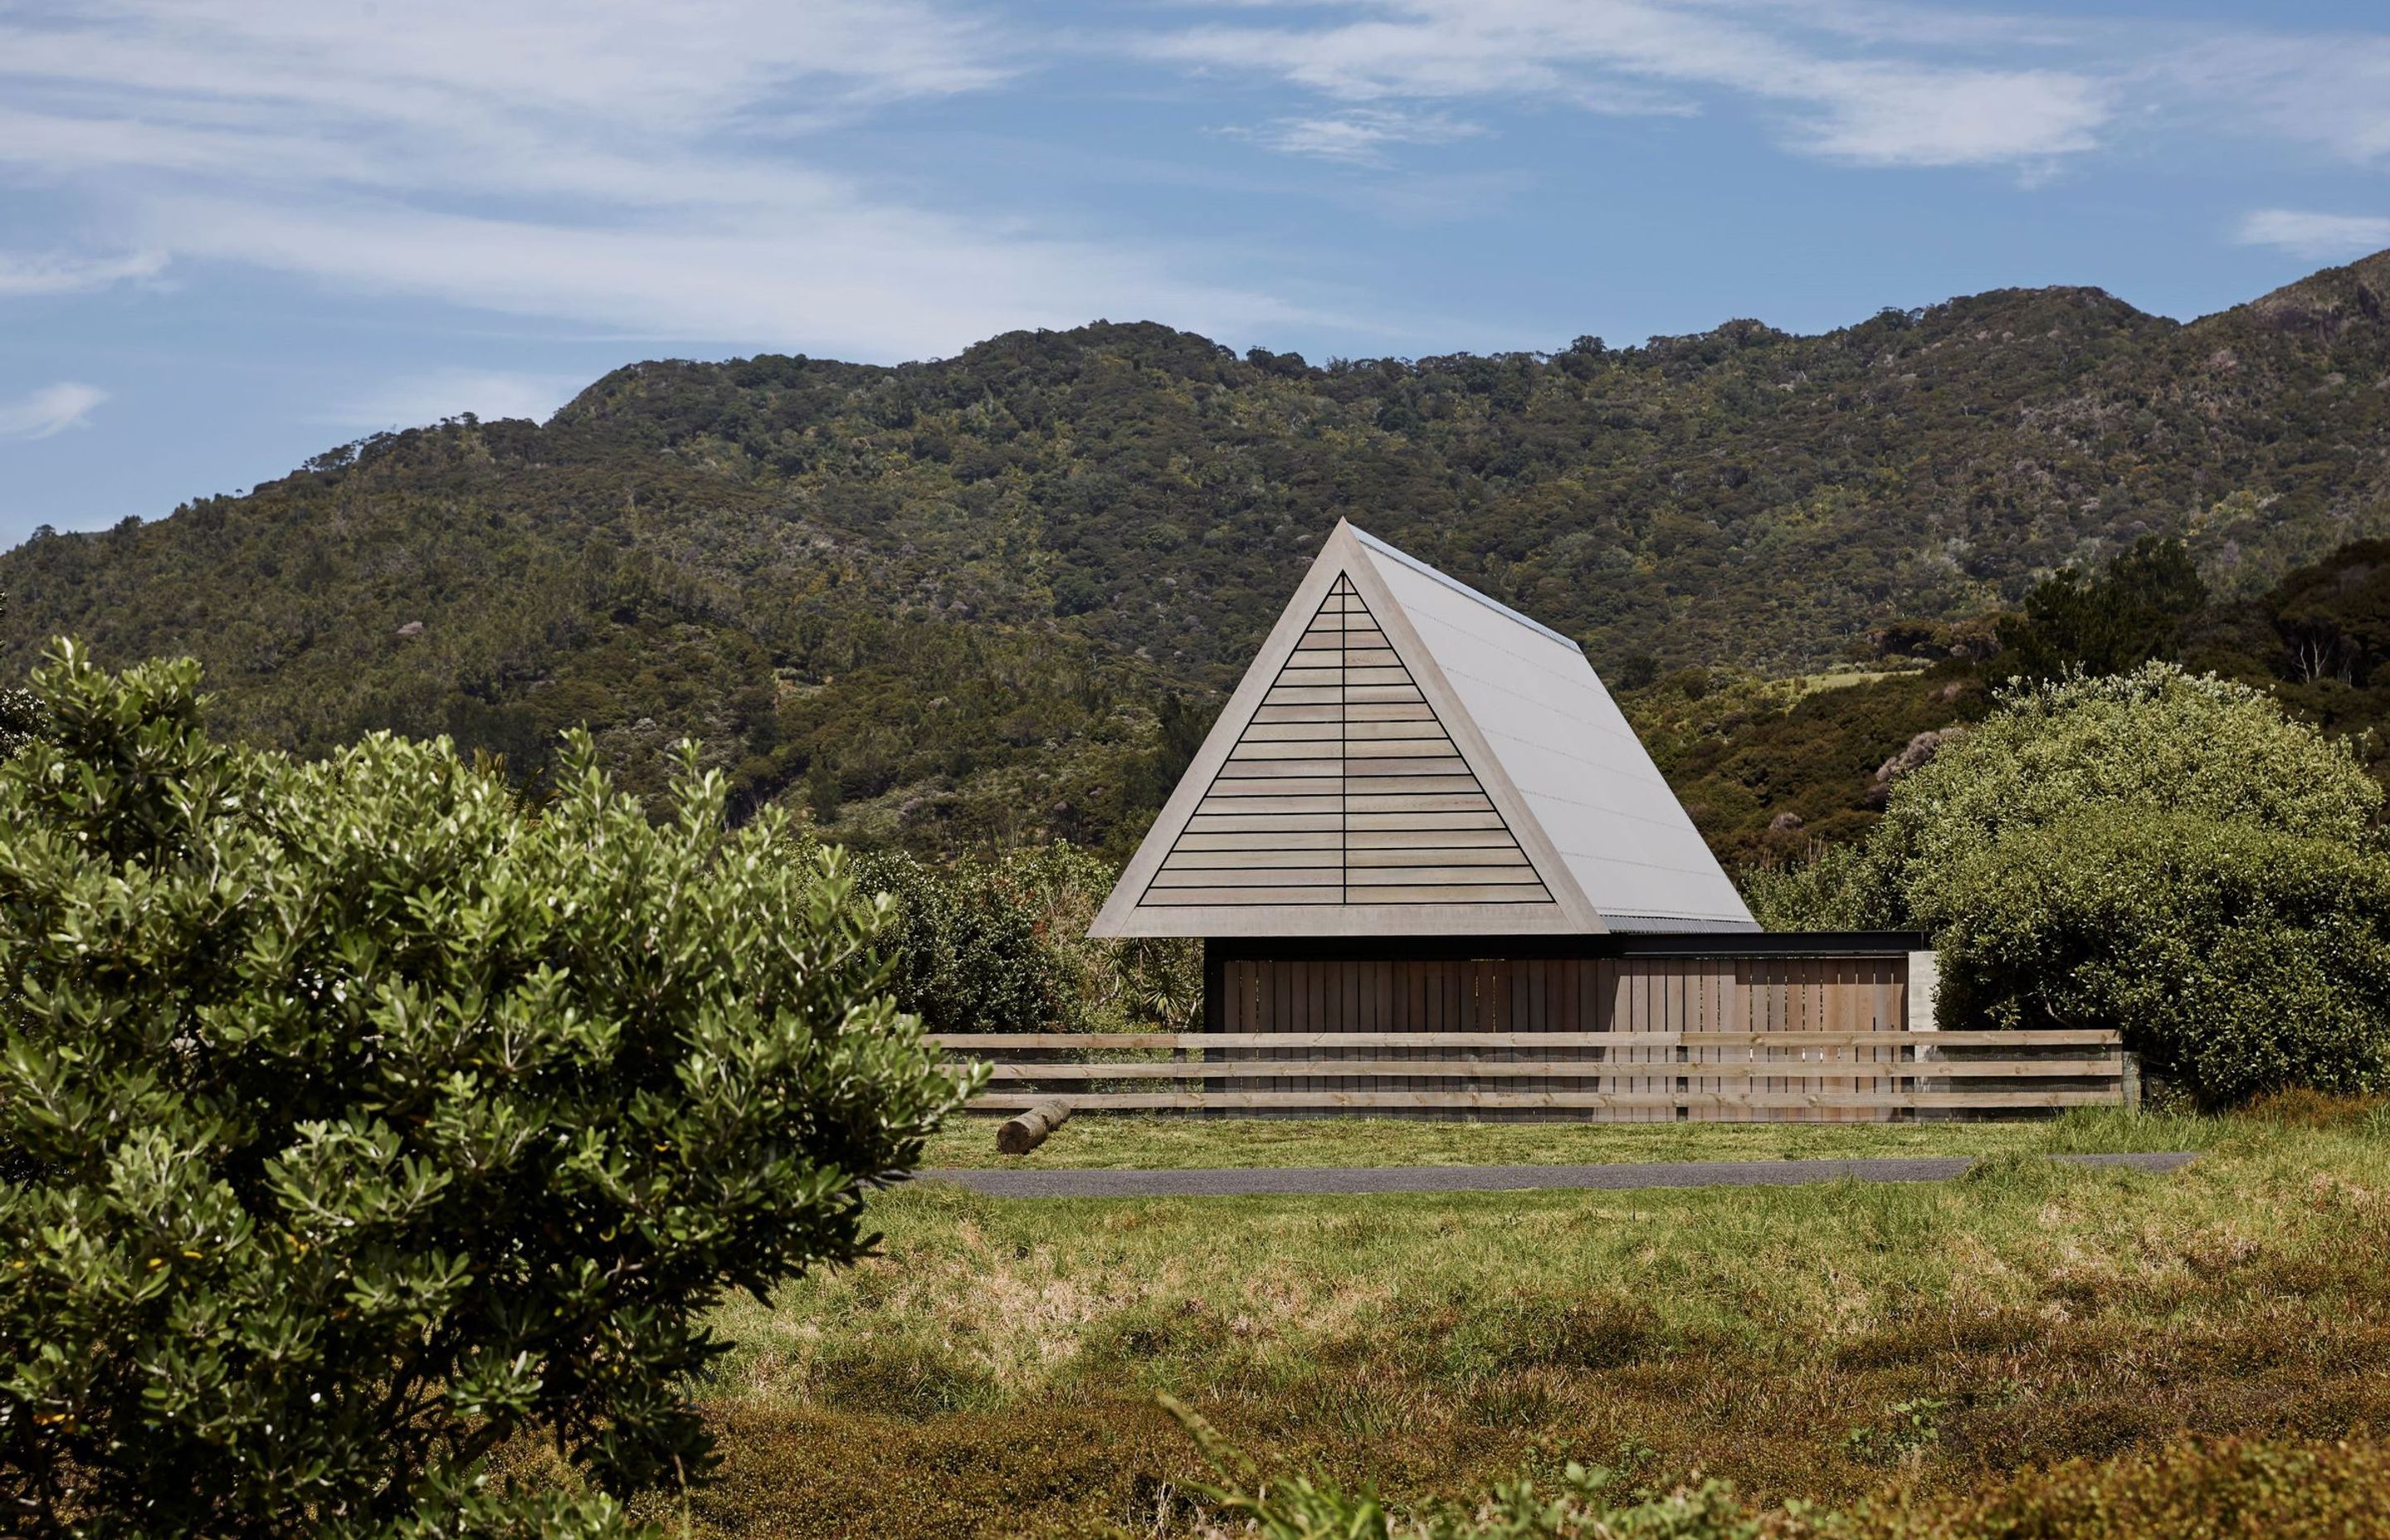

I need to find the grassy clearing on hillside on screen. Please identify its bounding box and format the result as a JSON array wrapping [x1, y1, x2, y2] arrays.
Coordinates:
[[648, 1104, 2390, 1538], [918, 1113, 2208, 1171]]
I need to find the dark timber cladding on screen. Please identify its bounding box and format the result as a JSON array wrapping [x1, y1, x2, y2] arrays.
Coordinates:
[[1196, 934, 1935, 1123], [1202, 933, 1932, 1036], [1144, 574, 1550, 907]]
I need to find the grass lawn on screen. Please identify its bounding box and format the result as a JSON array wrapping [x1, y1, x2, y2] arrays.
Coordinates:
[[649, 1103, 2390, 1538]]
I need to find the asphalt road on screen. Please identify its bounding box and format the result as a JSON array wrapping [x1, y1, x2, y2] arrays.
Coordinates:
[[916, 1151, 2197, 1200]]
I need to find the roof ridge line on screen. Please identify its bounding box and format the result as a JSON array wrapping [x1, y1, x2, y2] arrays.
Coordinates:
[[1346, 524, 1584, 654]]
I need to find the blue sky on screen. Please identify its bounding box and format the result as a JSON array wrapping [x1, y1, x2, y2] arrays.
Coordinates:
[[3, 0, 2389, 548]]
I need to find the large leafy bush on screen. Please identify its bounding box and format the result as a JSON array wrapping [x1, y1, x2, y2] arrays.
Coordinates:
[[1920, 811, 2390, 1104], [1865, 662, 2380, 899], [1769, 664, 2390, 1104], [0, 644, 972, 1537]]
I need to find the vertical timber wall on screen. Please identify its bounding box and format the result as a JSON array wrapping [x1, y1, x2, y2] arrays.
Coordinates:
[[1202, 933, 1925, 1123]]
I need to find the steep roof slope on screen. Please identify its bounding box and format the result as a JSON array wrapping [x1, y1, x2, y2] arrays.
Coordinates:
[[1090, 522, 1755, 938], [1353, 529, 1755, 931]]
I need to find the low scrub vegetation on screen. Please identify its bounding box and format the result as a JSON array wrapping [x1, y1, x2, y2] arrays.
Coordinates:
[[632, 1103, 2390, 1537], [1184, 1428, 2390, 1539]]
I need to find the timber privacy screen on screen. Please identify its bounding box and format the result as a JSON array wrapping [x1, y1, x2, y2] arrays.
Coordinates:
[[1045, 522, 2129, 1122]]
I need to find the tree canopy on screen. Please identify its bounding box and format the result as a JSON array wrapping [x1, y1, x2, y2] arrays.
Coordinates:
[[1993, 537, 2208, 682]]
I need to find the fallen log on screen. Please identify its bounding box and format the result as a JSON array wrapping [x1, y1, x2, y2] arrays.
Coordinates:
[[997, 1099, 1072, 1156]]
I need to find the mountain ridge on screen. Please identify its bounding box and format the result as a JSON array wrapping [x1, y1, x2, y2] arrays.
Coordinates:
[[4, 251, 2388, 857]]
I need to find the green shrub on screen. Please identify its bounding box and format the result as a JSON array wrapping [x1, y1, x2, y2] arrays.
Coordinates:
[[0, 643, 974, 1537], [852, 846, 1084, 1031], [1738, 841, 1883, 931], [1811, 663, 2390, 1104], [850, 841, 1198, 1033], [1919, 811, 2390, 1104], [1866, 663, 2380, 910]]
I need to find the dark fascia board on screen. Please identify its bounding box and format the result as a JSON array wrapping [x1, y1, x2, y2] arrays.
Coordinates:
[[1206, 931, 1929, 964]]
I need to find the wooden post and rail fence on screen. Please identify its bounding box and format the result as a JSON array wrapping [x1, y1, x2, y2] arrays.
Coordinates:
[[933, 1029, 2133, 1121], [931, 945, 2138, 1123]]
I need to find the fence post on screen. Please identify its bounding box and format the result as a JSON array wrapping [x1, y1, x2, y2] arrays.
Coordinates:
[[1904, 950, 1941, 1122], [1904, 949, 1939, 1033], [2121, 1051, 2142, 1114]]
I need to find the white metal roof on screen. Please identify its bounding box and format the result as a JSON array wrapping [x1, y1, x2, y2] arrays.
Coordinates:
[[1089, 520, 1755, 938], [1351, 529, 1756, 933]]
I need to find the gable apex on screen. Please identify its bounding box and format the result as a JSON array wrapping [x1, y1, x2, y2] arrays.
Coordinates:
[[1090, 523, 1755, 938], [1346, 525, 1582, 652]]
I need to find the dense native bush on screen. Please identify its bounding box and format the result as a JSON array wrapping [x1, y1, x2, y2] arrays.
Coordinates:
[[0, 595, 36, 758], [19, 254, 2390, 864], [1754, 664, 2390, 1104], [850, 841, 1199, 1033], [0, 643, 973, 1538]]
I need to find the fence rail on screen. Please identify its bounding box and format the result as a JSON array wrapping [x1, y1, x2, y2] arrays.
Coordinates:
[[932, 1028, 2132, 1122]]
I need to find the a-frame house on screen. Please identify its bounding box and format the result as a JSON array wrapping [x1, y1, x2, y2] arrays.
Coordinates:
[[1092, 520, 1756, 940]]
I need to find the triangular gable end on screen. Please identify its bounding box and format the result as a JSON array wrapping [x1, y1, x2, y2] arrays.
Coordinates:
[[1145, 573, 1551, 907], [1091, 523, 1602, 938]]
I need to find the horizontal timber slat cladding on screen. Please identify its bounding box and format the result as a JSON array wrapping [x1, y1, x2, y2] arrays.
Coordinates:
[[936, 941, 2124, 1123], [1141, 573, 1554, 910]]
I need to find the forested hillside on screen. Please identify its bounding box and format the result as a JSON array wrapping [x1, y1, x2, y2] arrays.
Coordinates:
[[4, 251, 2388, 858]]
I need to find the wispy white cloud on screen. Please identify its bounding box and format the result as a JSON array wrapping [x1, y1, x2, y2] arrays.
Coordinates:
[[1160, 2, 2390, 184], [143, 193, 1310, 360], [2234, 208, 2390, 262], [1152, 0, 2114, 171], [1227, 108, 1487, 164], [0, 383, 108, 439], [5, 0, 2389, 368], [0, 1, 1308, 354], [2163, 34, 2390, 165], [0, 249, 168, 298], [324, 368, 592, 431]]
